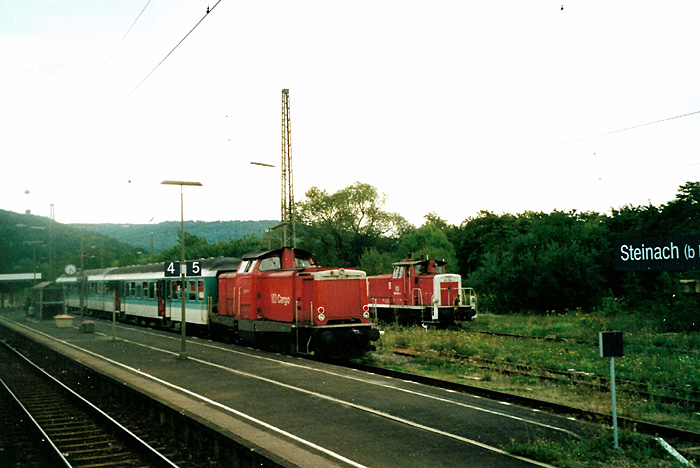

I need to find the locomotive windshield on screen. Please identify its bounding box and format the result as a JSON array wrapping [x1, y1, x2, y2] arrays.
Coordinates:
[[259, 256, 281, 271]]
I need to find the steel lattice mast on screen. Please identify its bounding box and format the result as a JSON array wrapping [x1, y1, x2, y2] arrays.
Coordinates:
[[281, 89, 295, 247]]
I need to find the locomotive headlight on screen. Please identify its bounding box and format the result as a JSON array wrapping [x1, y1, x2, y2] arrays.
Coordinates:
[[363, 311, 370, 319], [317, 306, 325, 322]]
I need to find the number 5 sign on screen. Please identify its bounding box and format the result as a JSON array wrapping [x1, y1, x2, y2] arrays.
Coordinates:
[[186, 261, 202, 276], [164, 261, 202, 277]]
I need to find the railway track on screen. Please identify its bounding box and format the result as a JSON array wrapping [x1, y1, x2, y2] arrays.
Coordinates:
[[0, 339, 179, 468], [471, 330, 700, 355], [389, 346, 700, 410]]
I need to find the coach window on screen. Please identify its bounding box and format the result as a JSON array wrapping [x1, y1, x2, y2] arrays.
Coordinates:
[[149, 282, 155, 299], [172, 282, 180, 300], [187, 280, 196, 301], [142, 282, 148, 299], [259, 256, 281, 271], [198, 280, 204, 300]]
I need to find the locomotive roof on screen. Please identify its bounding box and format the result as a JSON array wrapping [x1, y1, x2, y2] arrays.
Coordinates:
[[241, 247, 314, 260], [393, 258, 447, 267]]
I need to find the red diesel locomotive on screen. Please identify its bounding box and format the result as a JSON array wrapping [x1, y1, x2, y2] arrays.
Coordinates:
[[213, 247, 380, 357], [367, 258, 477, 327]]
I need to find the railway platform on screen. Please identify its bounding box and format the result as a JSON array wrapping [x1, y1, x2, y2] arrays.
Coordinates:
[[0, 310, 585, 468]]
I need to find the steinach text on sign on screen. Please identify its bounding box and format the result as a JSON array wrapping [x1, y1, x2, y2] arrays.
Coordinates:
[[614, 236, 700, 271]]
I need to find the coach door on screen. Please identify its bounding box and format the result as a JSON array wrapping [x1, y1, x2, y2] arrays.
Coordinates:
[[111, 282, 121, 311], [157, 280, 166, 317]]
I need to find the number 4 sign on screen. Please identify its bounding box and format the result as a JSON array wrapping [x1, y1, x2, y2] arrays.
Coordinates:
[[164, 261, 181, 277]]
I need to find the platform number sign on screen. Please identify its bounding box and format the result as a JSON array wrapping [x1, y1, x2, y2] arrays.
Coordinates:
[[187, 261, 201, 276], [164, 261, 181, 277], [164, 261, 202, 277]]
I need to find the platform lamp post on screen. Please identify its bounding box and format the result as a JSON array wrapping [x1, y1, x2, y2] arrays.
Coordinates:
[[161, 180, 202, 360]]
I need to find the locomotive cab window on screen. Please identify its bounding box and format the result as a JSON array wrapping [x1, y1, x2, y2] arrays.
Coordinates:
[[259, 256, 281, 271], [393, 266, 404, 278], [295, 257, 313, 267]]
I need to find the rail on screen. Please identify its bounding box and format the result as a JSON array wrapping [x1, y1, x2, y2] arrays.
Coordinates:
[[0, 339, 180, 468]]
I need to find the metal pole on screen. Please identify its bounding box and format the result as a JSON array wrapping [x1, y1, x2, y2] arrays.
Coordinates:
[[160, 180, 201, 361], [610, 356, 619, 449], [179, 184, 187, 360]]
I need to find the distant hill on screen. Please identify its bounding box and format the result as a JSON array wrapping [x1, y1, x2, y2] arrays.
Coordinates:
[[79, 220, 277, 253], [0, 209, 140, 281], [0, 210, 276, 282]]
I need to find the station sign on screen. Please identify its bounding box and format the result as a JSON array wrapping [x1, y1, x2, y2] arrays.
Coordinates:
[[614, 236, 700, 271], [164, 261, 202, 277]]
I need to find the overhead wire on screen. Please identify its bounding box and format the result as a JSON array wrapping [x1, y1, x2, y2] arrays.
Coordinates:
[[100, 0, 153, 71], [566, 109, 700, 144], [130, 0, 223, 95], [120, 0, 153, 45]]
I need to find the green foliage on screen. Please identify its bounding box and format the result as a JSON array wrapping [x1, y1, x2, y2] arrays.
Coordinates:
[[296, 182, 410, 266], [467, 211, 608, 313], [507, 428, 682, 468], [397, 223, 458, 272], [359, 247, 395, 275], [452, 210, 523, 275]]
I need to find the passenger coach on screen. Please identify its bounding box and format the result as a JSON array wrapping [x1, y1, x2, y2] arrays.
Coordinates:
[[57, 258, 241, 330]]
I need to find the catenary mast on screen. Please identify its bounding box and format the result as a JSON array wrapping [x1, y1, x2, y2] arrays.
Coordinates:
[[281, 89, 295, 247]]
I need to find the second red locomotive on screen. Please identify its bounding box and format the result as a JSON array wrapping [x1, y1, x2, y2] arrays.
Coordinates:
[[367, 258, 477, 327]]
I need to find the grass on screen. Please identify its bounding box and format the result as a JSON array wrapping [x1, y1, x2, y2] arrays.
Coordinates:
[[507, 427, 688, 468], [366, 311, 699, 467]]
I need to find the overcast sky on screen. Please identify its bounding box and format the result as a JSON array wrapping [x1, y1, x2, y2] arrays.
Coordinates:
[[2, 1, 699, 227]]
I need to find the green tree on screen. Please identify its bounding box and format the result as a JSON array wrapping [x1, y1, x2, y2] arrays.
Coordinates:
[[296, 182, 410, 266], [397, 223, 458, 272], [453, 211, 523, 276], [469, 211, 607, 313], [359, 247, 395, 275]]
